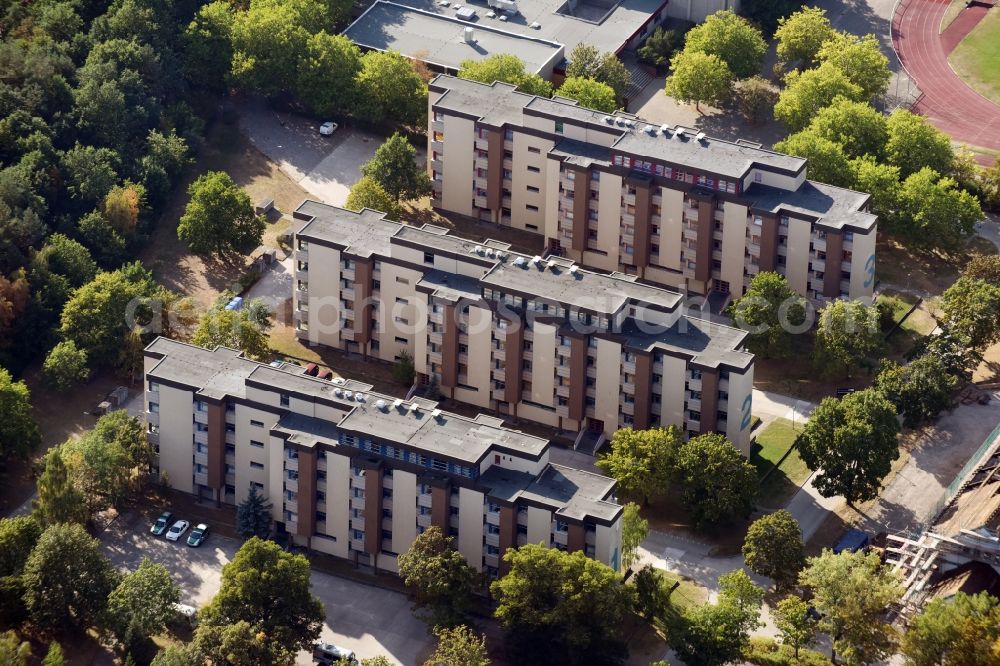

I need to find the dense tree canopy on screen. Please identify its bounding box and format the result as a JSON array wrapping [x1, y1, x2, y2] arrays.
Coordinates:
[[665, 50, 732, 110], [397, 526, 479, 627], [192, 297, 272, 361], [808, 97, 889, 159], [774, 6, 836, 66], [774, 129, 853, 187], [564, 44, 632, 100], [361, 133, 433, 204], [812, 299, 882, 379], [458, 54, 552, 98], [0, 515, 41, 577], [673, 433, 757, 527], [875, 356, 957, 427], [902, 591, 1000, 666], [356, 50, 429, 126], [891, 168, 981, 249], [817, 32, 891, 99], [178, 171, 265, 257], [33, 447, 88, 526], [885, 109, 955, 178], [939, 276, 1000, 350], [775, 63, 864, 131], [557, 77, 618, 113], [0, 367, 40, 459], [492, 544, 633, 665], [596, 426, 681, 503], [742, 510, 805, 589], [796, 389, 900, 504], [106, 557, 181, 650], [683, 10, 768, 78]]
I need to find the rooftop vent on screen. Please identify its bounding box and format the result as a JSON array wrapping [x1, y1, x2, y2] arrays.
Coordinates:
[[513, 256, 526, 267], [409, 403, 420, 413], [531, 255, 542, 265], [695, 131, 706, 141], [604, 115, 613, 124], [356, 393, 365, 402], [474, 245, 483, 254], [645, 125, 657, 135], [345, 391, 354, 399], [530, 20, 540, 28], [392, 398, 403, 409], [486, 248, 495, 257], [615, 117, 625, 126], [498, 14, 507, 20], [463, 26, 475, 43], [431, 409, 442, 418], [334, 388, 343, 397], [375, 399, 387, 410], [676, 128, 686, 138], [497, 252, 507, 261], [625, 120, 635, 128], [569, 265, 579, 274], [660, 124, 670, 134], [546, 259, 556, 270], [332, 377, 345, 386]]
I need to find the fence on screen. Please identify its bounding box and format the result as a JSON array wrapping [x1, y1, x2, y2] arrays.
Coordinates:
[[923, 420, 1000, 529]]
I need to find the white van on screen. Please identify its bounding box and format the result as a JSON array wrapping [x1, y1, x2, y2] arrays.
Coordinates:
[[312, 641, 357, 665]]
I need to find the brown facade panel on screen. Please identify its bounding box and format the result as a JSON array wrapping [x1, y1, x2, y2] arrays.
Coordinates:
[[632, 352, 654, 430], [441, 303, 458, 388], [568, 336, 587, 422], [823, 231, 844, 298], [504, 320, 524, 405], [567, 523, 586, 553], [498, 505, 517, 576], [296, 449, 317, 538], [354, 258, 373, 347], [633, 181, 652, 269], [486, 129, 505, 213], [364, 462, 383, 556], [431, 483, 450, 531], [759, 214, 779, 273], [696, 198, 715, 284], [572, 166, 590, 253], [699, 368, 719, 434], [206, 402, 225, 491]]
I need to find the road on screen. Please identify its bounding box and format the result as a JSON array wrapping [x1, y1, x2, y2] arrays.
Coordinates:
[[101, 515, 432, 665]]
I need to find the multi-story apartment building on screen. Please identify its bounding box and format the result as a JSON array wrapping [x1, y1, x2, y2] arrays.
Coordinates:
[[291, 200, 755, 452], [144, 337, 623, 577], [427, 75, 878, 304]]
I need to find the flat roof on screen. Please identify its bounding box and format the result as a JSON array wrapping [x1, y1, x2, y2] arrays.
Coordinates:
[[296, 201, 398, 257], [622, 316, 753, 371], [745, 181, 877, 233], [346, 0, 664, 72], [478, 462, 622, 522], [344, 1, 564, 74]]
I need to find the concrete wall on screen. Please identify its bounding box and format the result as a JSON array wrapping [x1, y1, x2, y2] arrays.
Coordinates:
[[785, 217, 813, 296], [441, 115, 474, 216], [594, 338, 622, 431], [721, 201, 748, 295], [849, 227, 877, 304], [391, 469, 418, 555], [154, 384, 194, 494], [725, 368, 755, 454], [659, 354, 688, 430], [306, 245, 342, 349], [526, 506, 551, 547]]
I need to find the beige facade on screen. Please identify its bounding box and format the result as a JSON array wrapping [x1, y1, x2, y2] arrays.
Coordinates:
[[292, 200, 756, 452], [428, 76, 878, 305], [144, 338, 624, 578]]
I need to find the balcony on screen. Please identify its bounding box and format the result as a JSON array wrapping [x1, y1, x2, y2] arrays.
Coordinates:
[[146, 431, 159, 447], [474, 137, 489, 151], [295, 288, 308, 302], [417, 493, 433, 508], [350, 538, 366, 552], [350, 496, 366, 511], [193, 410, 208, 425], [417, 513, 432, 528]]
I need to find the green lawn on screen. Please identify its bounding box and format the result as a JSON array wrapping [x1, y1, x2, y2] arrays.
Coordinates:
[[750, 418, 811, 509], [950, 8, 1000, 106]]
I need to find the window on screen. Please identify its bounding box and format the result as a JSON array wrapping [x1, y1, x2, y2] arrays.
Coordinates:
[[396, 276, 409, 285], [423, 252, 434, 265], [555, 121, 564, 134], [526, 204, 539, 212], [527, 185, 539, 193], [280, 394, 289, 407], [148, 380, 160, 392], [148, 402, 159, 413], [527, 165, 540, 173], [250, 461, 264, 470], [250, 440, 264, 448], [250, 419, 264, 428], [555, 520, 568, 533], [528, 146, 540, 154]]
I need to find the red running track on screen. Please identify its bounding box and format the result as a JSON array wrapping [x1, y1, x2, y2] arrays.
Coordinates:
[[892, 0, 1000, 155]]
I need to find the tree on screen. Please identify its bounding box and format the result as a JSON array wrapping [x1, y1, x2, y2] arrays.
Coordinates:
[[0, 515, 41, 577], [671, 570, 763, 666], [682, 10, 767, 78], [192, 301, 272, 361], [817, 33, 891, 99], [106, 558, 181, 650], [742, 510, 804, 589], [297, 32, 362, 116], [492, 544, 632, 665], [800, 549, 903, 665], [726, 271, 806, 358], [902, 591, 1000, 666], [775, 63, 864, 131], [424, 625, 490, 666], [183, 1, 234, 93], [33, 448, 88, 526], [103, 183, 145, 237], [199, 537, 324, 660], [664, 50, 732, 111], [361, 133, 433, 204], [875, 356, 957, 427], [963, 254, 1000, 286], [0, 272, 30, 347], [458, 54, 552, 98], [774, 130, 852, 188], [732, 76, 777, 124], [236, 485, 273, 538], [59, 262, 164, 370], [556, 77, 618, 113], [60, 144, 120, 211], [812, 299, 882, 379], [42, 643, 65, 666], [0, 367, 40, 459], [397, 526, 479, 627], [885, 109, 954, 178], [60, 411, 151, 511], [849, 156, 901, 221], [355, 50, 429, 126], [774, 7, 837, 66], [620, 502, 648, 572], [796, 389, 900, 505], [0, 632, 30, 666], [178, 171, 265, 257], [346, 176, 398, 218], [939, 276, 1000, 350], [78, 211, 127, 268], [596, 426, 681, 504], [150, 645, 202, 666], [893, 168, 981, 249], [230, 0, 318, 96], [808, 97, 889, 159], [564, 44, 631, 100], [393, 349, 416, 385], [637, 27, 686, 69], [674, 433, 757, 528], [42, 341, 89, 391], [193, 620, 291, 665], [22, 523, 118, 631], [773, 596, 817, 658]]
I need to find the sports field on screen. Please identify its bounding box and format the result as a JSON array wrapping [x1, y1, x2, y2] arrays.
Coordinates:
[[949, 7, 1000, 105]]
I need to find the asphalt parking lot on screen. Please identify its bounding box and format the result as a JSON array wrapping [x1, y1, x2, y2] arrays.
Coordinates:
[[101, 515, 432, 665]]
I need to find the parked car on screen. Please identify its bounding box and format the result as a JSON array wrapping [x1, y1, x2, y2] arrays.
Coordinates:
[[313, 642, 356, 665], [165, 520, 190, 542], [172, 602, 198, 627], [150, 511, 173, 536], [319, 121, 338, 136], [187, 523, 209, 547]]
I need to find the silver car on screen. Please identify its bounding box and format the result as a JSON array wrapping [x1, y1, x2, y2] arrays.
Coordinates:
[[165, 519, 190, 542]]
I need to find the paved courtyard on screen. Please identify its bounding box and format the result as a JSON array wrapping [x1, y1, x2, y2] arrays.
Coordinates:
[[239, 98, 381, 207], [100, 516, 432, 665]]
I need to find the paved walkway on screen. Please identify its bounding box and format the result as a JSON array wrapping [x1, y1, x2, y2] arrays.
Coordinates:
[[892, 0, 1000, 156]]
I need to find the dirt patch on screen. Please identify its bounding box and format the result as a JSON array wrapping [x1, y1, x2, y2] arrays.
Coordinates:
[[141, 121, 310, 309]]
